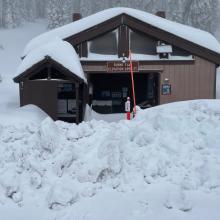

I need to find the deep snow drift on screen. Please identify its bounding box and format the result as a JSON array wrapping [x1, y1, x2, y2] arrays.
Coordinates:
[[0, 100, 220, 220]]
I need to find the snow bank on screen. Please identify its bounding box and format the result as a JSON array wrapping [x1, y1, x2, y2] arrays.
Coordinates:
[[0, 104, 48, 126], [84, 104, 125, 122], [17, 38, 86, 82], [23, 7, 220, 57], [0, 100, 220, 220]]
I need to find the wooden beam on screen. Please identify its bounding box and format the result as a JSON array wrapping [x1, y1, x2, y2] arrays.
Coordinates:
[[47, 65, 51, 79], [14, 57, 84, 83], [79, 42, 88, 58], [118, 25, 129, 57], [75, 82, 80, 124]]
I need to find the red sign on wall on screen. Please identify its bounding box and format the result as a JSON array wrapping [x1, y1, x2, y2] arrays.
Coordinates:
[[107, 61, 139, 72]]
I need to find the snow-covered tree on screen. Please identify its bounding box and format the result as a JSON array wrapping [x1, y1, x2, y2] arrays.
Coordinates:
[[184, 0, 219, 33], [47, 0, 72, 29], [166, 0, 184, 23], [0, 0, 219, 34], [79, 0, 93, 17]]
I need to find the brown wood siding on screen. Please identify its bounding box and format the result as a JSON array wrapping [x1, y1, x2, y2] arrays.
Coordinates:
[[159, 56, 216, 104], [82, 56, 216, 105], [21, 80, 58, 120]]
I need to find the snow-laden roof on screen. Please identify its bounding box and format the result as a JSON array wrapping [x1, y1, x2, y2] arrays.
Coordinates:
[[22, 7, 220, 57], [17, 38, 86, 82]]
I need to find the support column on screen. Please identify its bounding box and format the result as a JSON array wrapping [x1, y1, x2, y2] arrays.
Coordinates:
[[47, 65, 51, 79], [75, 82, 80, 124], [79, 42, 88, 58], [118, 25, 129, 58]]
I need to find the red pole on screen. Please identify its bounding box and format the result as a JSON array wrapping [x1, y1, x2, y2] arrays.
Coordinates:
[[129, 50, 137, 115]]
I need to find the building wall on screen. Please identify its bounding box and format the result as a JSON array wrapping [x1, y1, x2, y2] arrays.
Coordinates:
[[159, 56, 216, 104], [20, 80, 58, 120], [82, 56, 217, 106]]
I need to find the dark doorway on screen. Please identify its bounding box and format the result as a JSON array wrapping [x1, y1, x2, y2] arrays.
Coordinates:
[[89, 73, 159, 114]]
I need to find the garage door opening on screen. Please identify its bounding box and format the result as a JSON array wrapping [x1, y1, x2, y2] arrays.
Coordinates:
[[89, 73, 159, 114]]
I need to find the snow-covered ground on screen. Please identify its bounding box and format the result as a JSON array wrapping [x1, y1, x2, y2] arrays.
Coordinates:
[[1, 20, 220, 220], [0, 100, 220, 220]]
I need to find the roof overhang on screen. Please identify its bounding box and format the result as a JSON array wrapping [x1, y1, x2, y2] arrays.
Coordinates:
[[64, 13, 220, 65], [13, 56, 85, 84]]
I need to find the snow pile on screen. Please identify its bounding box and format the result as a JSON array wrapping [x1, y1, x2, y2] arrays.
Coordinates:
[[84, 104, 125, 122], [0, 105, 48, 125], [0, 100, 220, 219], [23, 7, 220, 57], [17, 38, 86, 82]]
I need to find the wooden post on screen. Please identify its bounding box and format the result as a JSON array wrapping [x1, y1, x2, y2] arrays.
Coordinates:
[[45, 56, 52, 80], [75, 82, 80, 124], [118, 25, 129, 58], [79, 42, 88, 58], [47, 65, 51, 80]]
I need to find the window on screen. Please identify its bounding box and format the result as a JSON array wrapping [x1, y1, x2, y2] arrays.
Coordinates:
[[89, 30, 118, 55], [130, 30, 157, 55]]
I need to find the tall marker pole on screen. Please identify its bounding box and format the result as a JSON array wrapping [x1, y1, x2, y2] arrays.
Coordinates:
[[129, 50, 137, 115]]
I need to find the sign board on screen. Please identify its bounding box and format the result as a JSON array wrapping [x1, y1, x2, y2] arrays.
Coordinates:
[[107, 61, 139, 72], [162, 84, 171, 95]]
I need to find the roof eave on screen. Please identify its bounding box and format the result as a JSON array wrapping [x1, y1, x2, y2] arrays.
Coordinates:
[[14, 56, 85, 84], [64, 13, 220, 65]]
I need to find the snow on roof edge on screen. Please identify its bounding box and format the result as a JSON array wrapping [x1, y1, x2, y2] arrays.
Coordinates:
[[22, 7, 220, 57], [17, 38, 86, 82]]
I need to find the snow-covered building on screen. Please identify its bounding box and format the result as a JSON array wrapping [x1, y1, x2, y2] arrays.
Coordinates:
[[13, 8, 220, 123]]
